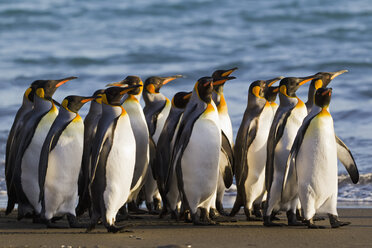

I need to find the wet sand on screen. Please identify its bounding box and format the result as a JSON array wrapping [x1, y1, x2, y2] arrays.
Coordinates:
[[0, 208, 372, 248]]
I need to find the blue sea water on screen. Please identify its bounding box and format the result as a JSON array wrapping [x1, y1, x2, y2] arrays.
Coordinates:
[[0, 0, 371, 208]]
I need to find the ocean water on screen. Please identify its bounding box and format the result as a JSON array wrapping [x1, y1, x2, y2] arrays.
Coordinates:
[[0, 0, 371, 208]]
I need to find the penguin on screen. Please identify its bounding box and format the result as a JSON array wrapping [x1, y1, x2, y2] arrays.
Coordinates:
[[106, 76, 150, 214], [155, 91, 192, 218], [172, 77, 221, 225], [75, 89, 105, 217], [142, 75, 183, 213], [265, 85, 280, 114], [87, 85, 140, 233], [305, 70, 348, 113], [230, 77, 283, 220], [263, 75, 316, 227], [12, 77, 77, 220], [210, 67, 237, 216], [5, 81, 41, 215], [38, 95, 94, 228], [283, 87, 359, 228]]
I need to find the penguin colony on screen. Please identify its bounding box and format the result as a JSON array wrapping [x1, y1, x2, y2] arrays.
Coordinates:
[[4, 69, 359, 232]]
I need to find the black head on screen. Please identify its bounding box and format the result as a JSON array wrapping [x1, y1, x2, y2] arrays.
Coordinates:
[[107, 75, 143, 95], [103, 85, 141, 106], [172, 91, 192, 109], [211, 67, 238, 88], [35, 76, 78, 100], [196, 77, 214, 103], [61, 95, 94, 113], [279, 75, 315, 97], [144, 75, 182, 94], [25, 80, 44, 102], [314, 87, 332, 108], [311, 70, 348, 90], [92, 89, 105, 103], [265, 86, 279, 102]]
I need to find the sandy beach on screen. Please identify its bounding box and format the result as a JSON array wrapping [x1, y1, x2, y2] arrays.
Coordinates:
[[0, 208, 371, 248]]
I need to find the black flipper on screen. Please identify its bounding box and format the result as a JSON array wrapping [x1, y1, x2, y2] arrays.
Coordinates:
[[149, 136, 157, 180], [265, 108, 292, 192], [220, 131, 234, 188], [173, 101, 207, 211], [144, 101, 166, 136], [335, 136, 359, 184], [39, 115, 73, 202]]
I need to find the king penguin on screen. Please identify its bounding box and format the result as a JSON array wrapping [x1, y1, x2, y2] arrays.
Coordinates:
[[265, 85, 280, 114], [210, 68, 237, 216], [38, 95, 94, 228], [263, 75, 316, 227], [283, 87, 359, 228], [106, 75, 150, 214], [305, 70, 348, 113], [155, 91, 192, 218], [12, 77, 77, 220], [172, 77, 221, 225], [230, 77, 283, 220], [76, 89, 105, 216], [88, 85, 140, 233], [142, 75, 183, 213], [5, 80, 41, 215]]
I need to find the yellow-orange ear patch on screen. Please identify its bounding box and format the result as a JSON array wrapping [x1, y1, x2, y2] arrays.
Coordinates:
[[146, 84, 156, 93], [279, 85, 287, 96], [314, 79, 323, 89], [36, 88, 45, 98]]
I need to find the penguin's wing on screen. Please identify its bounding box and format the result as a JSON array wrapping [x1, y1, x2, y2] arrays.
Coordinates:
[[144, 101, 167, 136], [336, 135, 359, 184], [282, 115, 314, 196], [265, 108, 292, 191], [220, 130, 234, 188], [149, 136, 157, 180], [38, 118, 71, 202], [172, 102, 206, 198], [11, 111, 48, 188], [90, 118, 117, 184]]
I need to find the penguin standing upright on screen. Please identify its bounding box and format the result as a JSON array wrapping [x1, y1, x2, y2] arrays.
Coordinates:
[[230, 77, 283, 220], [12, 77, 77, 220], [38, 95, 94, 228], [155, 91, 192, 218], [263, 75, 316, 227], [283, 87, 359, 228], [5, 81, 41, 215], [172, 77, 221, 225], [88, 85, 140, 233], [107, 76, 150, 214], [142, 75, 182, 212], [305, 70, 348, 113], [210, 68, 237, 216], [265, 85, 280, 114], [76, 89, 105, 216]]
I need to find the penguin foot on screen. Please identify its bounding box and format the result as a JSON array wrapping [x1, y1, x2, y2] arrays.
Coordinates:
[[67, 214, 88, 228], [263, 216, 284, 227], [128, 201, 147, 215], [244, 208, 263, 221], [313, 215, 326, 221], [328, 214, 350, 228], [287, 211, 305, 226], [253, 204, 263, 218], [106, 224, 126, 233], [45, 220, 65, 229], [305, 218, 326, 229]]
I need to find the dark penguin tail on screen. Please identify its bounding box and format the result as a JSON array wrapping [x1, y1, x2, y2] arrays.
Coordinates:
[[229, 193, 243, 217]]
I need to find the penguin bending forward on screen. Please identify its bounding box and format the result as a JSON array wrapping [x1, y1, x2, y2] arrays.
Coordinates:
[[172, 77, 221, 225], [230, 77, 282, 220], [87, 85, 140, 233], [38, 95, 94, 228], [12, 77, 77, 220], [283, 87, 359, 228]]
